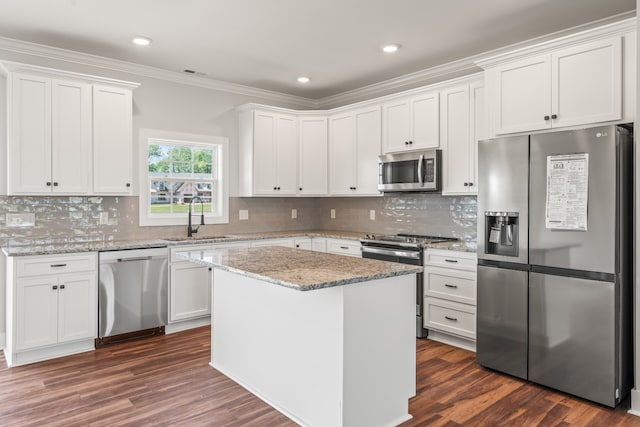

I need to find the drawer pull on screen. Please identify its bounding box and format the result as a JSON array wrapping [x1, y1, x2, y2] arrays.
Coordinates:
[[444, 315, 458, 322], [340, 246, 349, 250], [444, 284, 458, 288], [50, 264, 67, 268], [444, 259, 458, 263]]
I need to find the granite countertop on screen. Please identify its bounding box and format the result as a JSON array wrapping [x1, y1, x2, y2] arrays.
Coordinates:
[[2, 229, 475, 256], [177, 246, 423, 291]]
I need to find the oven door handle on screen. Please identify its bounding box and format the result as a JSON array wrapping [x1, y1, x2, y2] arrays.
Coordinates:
[[418, 154, 424, 185], [360, 246, 421, 260]]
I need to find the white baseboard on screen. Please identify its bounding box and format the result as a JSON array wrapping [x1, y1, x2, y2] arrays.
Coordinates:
[[165, 317, 210, 334], [628, 389, 640, 416], [426, 330, 476, 352]]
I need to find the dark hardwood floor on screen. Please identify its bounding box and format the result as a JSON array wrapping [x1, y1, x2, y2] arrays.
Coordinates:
[[0, 326, 638, 426]]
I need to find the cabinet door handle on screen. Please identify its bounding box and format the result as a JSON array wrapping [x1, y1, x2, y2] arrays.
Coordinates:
[[544, 115, 550, 121], [296, 244, 300, 248], [60, 285, 65, 290], [126, 183, 131, 188], [299, 187, 302, 191], [50, 264, 67, 268], [551, 114, 558, 119], [468, 182, 474, 187], [53, 182, 59, 187], [445, 316, 458, 322], [52, 285, 58, 290], [409, 141, 413, 145], [444, 284, 458, 288], [405, 141, 409, 145], [444, 259, 458, 263], [208, 267, 212, 271], [46, 182, 52, 186], [463, 182, 469, 186]]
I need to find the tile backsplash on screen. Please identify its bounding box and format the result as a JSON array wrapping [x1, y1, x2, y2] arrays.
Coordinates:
[[0, 194, 477, 248]]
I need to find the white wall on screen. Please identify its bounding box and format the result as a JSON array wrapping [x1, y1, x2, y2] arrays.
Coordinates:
[[0, 50, 309, 198], [632, 0, 640, 415]]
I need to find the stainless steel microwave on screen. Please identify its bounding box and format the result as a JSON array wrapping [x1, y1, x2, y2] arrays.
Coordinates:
[[378, 149, 442, 192]]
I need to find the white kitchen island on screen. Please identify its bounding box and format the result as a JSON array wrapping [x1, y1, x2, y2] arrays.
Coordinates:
[[178, 246, 421, 427]]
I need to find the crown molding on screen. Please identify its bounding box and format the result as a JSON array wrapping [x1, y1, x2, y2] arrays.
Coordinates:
[[316, 11, 636, 108], [0, 10, 634, 110], [0, 36, 318, 108]]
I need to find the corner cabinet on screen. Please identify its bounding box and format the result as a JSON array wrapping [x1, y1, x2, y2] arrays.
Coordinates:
[[2, 62, 139, 196], [483, 35, 627, 135], [328, 106, 381, 196], [5, 252, 98, 367], [382, 90, 439, 153], [239, 108, 298, 196], [440, 79, 487, 195], [298, 116, 328, 195]]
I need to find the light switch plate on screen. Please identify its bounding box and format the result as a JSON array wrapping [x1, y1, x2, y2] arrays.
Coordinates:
[[291, 209, 297, 219], [239, 210, 249, 220], [99, 212, 109, 225], [330, 209, 336, 219], [6, 213, 35, 227], [369, 210, 376, 221]]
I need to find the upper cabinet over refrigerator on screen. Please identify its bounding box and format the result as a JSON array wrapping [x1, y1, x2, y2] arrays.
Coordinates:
[[477, 136, 529, 265]]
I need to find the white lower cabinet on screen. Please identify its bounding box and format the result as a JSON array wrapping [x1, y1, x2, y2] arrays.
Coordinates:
[[423, 249, 477, 351], [168, 242, 248, 328], [6, 252, 98, 367], [326, 238, 362, 257]]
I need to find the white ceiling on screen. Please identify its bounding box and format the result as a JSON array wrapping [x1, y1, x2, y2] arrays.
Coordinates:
[[0, 0, 635, 100]]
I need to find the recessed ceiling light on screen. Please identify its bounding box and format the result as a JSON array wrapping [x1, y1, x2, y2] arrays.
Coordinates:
[[132, 36, 152, 46], [382, 44, 400, 53], [297, 76, 310, 83]]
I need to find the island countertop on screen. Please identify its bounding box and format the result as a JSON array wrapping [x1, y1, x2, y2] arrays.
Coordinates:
[[177, 246, 422, 291]]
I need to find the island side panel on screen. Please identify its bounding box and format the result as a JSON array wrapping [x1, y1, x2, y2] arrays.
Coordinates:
[[211, 268, 344, 427], [342, 274, 416, 427]]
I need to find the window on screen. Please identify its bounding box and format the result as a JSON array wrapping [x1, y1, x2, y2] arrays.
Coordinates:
[[139, 129, 229, 226]]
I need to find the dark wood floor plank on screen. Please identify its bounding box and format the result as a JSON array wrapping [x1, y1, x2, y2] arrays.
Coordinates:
[[0, 327, 638, 426]]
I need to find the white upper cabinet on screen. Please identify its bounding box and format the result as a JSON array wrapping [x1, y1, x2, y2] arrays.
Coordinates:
[[8, 74, 91, 195], [382, 91, 439, 153], [239, 108, 298, 196], [440, 78, 486, 195], [92, 85, 134, 195], [329, 106, 381, 196], [298, 116, 327, 195], [3, 63, 139, 196], [486, 35, 624, 135]]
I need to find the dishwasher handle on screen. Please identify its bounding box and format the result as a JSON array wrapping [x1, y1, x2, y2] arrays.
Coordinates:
[[117, 256, 153, 262]]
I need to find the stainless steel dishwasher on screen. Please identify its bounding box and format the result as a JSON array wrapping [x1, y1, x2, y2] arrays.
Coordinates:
[[97, 247, 168, 344]]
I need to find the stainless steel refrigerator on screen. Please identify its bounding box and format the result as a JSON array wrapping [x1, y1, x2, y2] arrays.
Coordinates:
[[476, 124, 633, 408]]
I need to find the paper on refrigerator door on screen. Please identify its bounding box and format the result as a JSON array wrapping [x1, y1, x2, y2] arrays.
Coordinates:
[[545, 153, 589, 231]]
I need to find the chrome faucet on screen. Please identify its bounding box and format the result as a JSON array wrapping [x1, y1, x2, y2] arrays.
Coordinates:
[[187, 196, 205, 237]]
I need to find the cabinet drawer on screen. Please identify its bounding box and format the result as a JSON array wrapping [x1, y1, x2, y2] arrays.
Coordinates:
[[326, 239, 361, 257], [424, 297, 476, 340], [424, 266, 476, 305], [424, 249, 476, 271], [16, 252, 97, 277]]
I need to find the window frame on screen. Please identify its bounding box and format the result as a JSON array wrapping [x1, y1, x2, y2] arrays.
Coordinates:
[[139, 128, 229, 226]]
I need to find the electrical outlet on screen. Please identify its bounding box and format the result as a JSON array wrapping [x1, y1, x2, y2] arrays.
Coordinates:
[[99, 212, 109, 225], [6, 213, 35, 227], [369, 210, 375, 221], [239, 210, 249, 220], [291, 209, 297, 219], [330, 209, 336, 219]]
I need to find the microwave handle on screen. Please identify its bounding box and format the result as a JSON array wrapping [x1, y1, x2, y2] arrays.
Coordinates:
[[418, 154, 424, 185]]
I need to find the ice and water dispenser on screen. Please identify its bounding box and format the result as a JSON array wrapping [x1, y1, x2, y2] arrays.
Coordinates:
[[484, 212, 519, 257]]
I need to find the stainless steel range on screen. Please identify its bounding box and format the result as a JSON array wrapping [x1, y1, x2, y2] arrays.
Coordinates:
[[360, 233, 457, 338]]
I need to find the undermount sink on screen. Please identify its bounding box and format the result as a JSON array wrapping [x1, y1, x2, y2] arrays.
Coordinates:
[[164, 236, 232, 242]]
